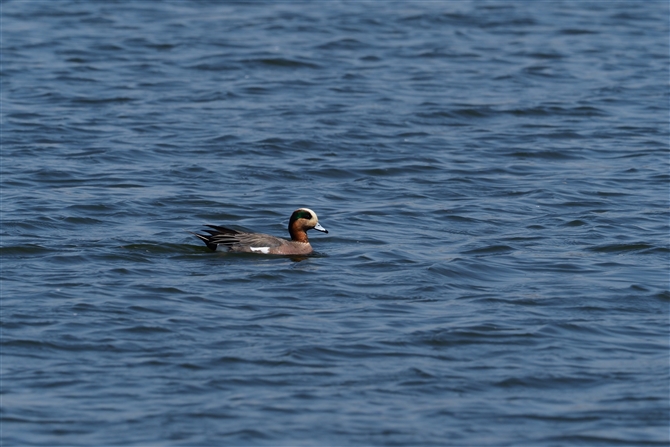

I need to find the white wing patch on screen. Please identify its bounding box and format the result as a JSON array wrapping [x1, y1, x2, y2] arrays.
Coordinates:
[[250, 247, 270, 254]]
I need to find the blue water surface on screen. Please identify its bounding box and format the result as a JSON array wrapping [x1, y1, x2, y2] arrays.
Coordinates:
[[2, 1, 669, 445]]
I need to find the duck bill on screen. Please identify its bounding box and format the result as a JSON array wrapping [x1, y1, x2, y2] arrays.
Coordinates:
[[313, 222, 328, 233]]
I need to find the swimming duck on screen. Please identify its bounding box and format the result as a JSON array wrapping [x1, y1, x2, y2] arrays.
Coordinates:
[[192, 208, 328, 255]]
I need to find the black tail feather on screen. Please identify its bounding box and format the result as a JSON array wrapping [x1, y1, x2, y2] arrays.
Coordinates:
[[191, 225, 241, 251]]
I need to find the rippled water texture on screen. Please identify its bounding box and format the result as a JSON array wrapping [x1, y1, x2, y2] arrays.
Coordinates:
[[2, 1, 669, 445]]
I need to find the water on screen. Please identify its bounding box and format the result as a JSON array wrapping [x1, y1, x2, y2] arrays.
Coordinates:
[[2, 1, 669, 445]]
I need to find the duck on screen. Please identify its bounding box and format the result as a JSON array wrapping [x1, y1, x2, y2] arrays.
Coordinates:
[[192, 208, 328, 255]]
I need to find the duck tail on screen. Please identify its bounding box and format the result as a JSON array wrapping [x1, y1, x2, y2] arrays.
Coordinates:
[[188, 231, 217, 251], [190, 225, 241, 251]]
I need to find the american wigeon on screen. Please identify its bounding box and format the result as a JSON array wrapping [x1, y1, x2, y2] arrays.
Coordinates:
[[192, 208, 328, 255]]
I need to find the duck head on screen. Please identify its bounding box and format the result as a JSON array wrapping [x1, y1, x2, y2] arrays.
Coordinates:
[[288, 208, 328, 242]]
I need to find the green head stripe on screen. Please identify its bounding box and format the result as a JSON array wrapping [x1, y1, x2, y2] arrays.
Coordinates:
[[292, 210, 313, 221]]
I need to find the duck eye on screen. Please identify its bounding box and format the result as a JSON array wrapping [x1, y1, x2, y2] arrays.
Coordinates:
[[294, 211, 312, 220]]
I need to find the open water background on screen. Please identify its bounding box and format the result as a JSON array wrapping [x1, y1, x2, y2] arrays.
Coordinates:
[[2, 1, 669, 445]]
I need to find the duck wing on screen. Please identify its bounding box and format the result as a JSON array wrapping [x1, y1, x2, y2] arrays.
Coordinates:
[[192, 225, 286, 252]]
